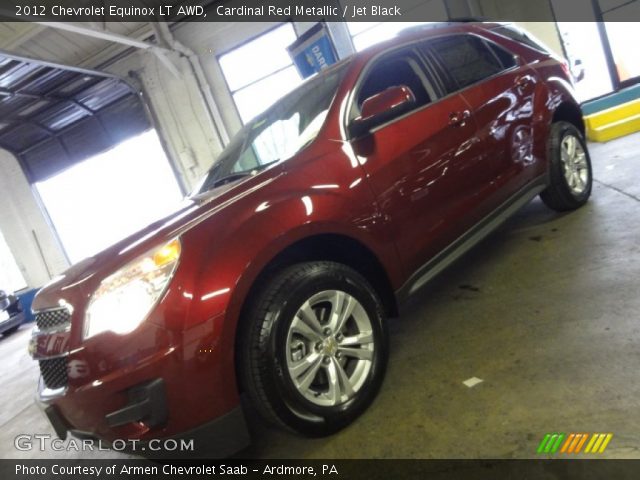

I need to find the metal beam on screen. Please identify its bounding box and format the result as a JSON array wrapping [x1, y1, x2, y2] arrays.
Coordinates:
[[0, 86, 98, 112], [35, 22, 182, 78], [0, 48, 128, 82], [34, 22, 172, 53], [78, 24, 156, 70]]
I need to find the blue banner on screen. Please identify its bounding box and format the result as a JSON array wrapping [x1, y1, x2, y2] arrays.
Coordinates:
[[288, 23, 338, 78]]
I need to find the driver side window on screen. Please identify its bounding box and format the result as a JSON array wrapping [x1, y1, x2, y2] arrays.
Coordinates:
[[353, 51, 434, 119]]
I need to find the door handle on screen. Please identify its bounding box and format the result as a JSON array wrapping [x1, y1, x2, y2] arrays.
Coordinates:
[[449, 110, 470, 127], [515, 76, 533, 90]]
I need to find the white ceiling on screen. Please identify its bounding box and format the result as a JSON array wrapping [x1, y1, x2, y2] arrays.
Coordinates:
[[0, 22, 155, 69]]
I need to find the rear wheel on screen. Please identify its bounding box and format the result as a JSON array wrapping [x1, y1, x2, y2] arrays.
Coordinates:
[[540, 121, 592, 211], [238, 261, 388, 436]]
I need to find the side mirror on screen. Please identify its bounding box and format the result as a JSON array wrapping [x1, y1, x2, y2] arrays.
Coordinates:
[[349, 85, 416, 138]]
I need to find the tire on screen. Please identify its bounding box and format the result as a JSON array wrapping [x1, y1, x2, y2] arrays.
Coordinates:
[[540, 121, 593, 211], [2, 325, 19, 336], [238, 261, 388, 436]]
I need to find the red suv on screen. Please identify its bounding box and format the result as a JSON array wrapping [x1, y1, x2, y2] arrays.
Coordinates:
[[29, 22, 592, 456]]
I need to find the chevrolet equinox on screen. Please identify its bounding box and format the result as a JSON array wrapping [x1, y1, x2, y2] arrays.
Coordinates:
[[29, 22, 592, 456]]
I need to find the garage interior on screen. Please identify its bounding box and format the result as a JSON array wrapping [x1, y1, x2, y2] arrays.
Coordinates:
[[1, 0, 639, 460]]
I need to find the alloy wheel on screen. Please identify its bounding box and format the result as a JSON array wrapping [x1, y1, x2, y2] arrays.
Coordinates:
[[560, 134, 589, 195], [285, 290, 374, 407]]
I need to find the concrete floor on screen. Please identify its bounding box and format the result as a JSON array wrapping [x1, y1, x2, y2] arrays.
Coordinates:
[[1, 132, 639, 459]]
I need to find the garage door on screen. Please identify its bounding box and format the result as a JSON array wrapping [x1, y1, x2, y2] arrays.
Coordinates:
[[0, 52, 183, 263], [0, 52, 151, 182]]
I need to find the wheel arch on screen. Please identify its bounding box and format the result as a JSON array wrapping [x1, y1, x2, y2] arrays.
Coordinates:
[[552, 101, 585, 137], [245, 233, 398, 317], [231, 232, 398, 392]]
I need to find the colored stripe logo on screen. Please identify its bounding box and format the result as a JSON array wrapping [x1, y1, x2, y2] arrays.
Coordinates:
[[537, 433, 613, 454]]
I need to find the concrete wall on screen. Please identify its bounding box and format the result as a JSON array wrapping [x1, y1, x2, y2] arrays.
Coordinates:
[[0, 150, 68, 288], [173, 22, 281, 140]]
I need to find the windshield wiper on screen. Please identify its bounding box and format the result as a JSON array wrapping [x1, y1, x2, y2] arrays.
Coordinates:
[[204, 161, 280, 191], [206, 172, 254, 190]]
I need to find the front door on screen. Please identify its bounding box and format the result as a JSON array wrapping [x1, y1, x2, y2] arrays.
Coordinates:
[[349, 47, 493, 278]]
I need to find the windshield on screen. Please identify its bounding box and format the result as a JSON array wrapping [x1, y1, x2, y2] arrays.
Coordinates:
[[194, 62, 349, 195]]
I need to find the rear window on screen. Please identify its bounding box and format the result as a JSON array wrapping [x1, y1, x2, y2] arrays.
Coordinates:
[[492, 25, 551, 53]]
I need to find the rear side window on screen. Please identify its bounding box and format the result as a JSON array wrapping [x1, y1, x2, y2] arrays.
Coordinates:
[[492, 25, 550, 53], [424, 35, 510, 90], [488, 42, 517, 69]]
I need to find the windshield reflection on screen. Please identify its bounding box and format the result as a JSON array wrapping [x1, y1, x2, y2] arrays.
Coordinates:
[[193, 62, 349, 195]]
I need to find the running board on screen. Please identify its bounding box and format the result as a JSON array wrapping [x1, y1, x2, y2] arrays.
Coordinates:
[[396, 176, 547, 301]]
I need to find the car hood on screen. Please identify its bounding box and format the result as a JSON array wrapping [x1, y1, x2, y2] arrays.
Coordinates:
[[31, 174, 277, 311]]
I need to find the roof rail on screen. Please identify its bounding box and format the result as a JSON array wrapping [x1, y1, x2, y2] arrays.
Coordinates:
[[448, 16, 489, 22], [397, 18, 489, 37]]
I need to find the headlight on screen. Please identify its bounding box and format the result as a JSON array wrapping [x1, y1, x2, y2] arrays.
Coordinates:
[[84, 238, 181, 339]]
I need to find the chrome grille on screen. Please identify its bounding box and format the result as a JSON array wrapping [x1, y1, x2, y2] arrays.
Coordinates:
[[39, 358, 68, 390], [35, 308, 70, 330]]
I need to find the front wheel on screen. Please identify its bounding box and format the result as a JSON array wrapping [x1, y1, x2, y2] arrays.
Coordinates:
[[540, 121, 593, 211], [238, 261, 388, 436], [2, 325, 19, 336]]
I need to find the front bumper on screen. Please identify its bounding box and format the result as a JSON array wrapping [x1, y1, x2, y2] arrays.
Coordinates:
[[40, 386, 250, 458], [32, 309, 249, 458]]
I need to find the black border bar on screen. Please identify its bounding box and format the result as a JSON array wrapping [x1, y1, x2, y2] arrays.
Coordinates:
[[1, 0, 640, 22], [4, 460, 640, 480]]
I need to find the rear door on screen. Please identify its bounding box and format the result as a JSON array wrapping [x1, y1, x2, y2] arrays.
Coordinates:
[[348, 47, 491, 277], [422, 33, 543, 208]]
